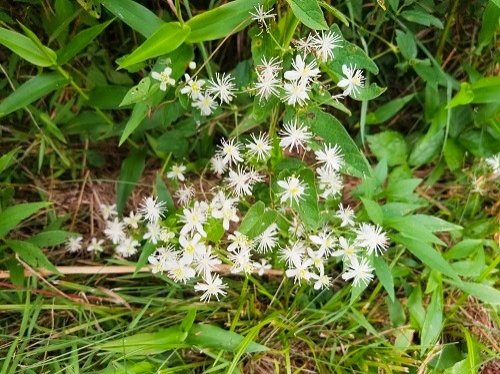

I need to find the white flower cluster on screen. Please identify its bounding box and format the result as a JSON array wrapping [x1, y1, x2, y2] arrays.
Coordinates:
[[66, 123, 390, 302]]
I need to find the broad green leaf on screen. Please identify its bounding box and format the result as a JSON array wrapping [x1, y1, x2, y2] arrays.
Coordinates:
[[360, 198, 383, 225], [181, 309, 197, 333], [0, 202, 50, 240], [57, 18, 114, 64], [287, 0, 328, 30], [367, 131, 408, 166], [0, 26, 56, 66], [394, 234, 460, 281], [155, 175, 175, 212], [421, 288, 443, 353], [238, 201, 277, 238], [120, 77, 151, 106], [326, 24, 379, 74], [445, 279, 500, 305], [135, 242, 155, 273], [302, 108, 371, 177], [96, 326, 188, 354], [116, 151, 146, 215], [354, 83, 386, 101], [6, 240, 60, 274], [365, 94, 415, 125], [373, 256, 395, 302], [443, 138, 465, 171], [294, 168, 320, 229], [0, 73, 67, 118], [117, 22, 190, 69], [445, 239, 483, 260], [0, 147, 19, 174], [470, 76, 500, 103], [395, 29, 417, 60], [447, 82, 474, 108], [27, 230, 75, 247], [77, 0, 101, 18], [100, 0, 163, 38], [185, 0, 264, 43], [401, 10, 443, 29], [186, 324, 268, 353], [477, 1, 500, 51], [119, 102, 149, 146], [408, 285, 425, 329], [318, 2, 349, 26], [205, 218, 225, 243]]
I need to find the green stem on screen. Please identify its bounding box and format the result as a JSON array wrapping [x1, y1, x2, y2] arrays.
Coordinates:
[[436, 0, 459, 62]]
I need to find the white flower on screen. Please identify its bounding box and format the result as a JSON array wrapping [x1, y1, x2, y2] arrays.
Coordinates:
[[288, 217, 306, 238], [336, 204, 355, 227], [337, 64, 365, 97], [283, 81, 310, 106], [354, 223, 389, 256], [100, 204, 117, 220], [180, 74, 205, 100], [104, 218, 126, 245], [192, 93, 217, 116], [143, 222, 162, 244], [249, 5, 276, 33], [341, 256, 374, 286], [159, 227, 175, 242], [188, 61, 196, 70], [309, 229, 336, 255], [194, 273, 227, 302], [167, 163, 187, 181], [167, 256, 196, 283], [311, 31, 342, 62], [194, 247, 221, 278], [317, 167, 343, 199], [254, 258, 272, 276], [210, 155, 227, 176], [256, 56, 281, 79], [218, 138, 244, 166], [255, 223, 278, 253], [151, 67, 175, 91], [285, 257, 313, 284], [179, 233, 206, 261], [115, 237, 140, 258], [123, 211, 142, 229], [311, 267, 331, 290], [139, 196, 166, 223], [278, 175, 307, 205], [229, 248, 254, 274], [485, 154, 500, 175], [66, 236, 82, 253], [331, 236, 359, 262], [174, 184, 195, 207], [294, 33, 316, 55], [206, 73, 235, 104], [226, 166, 254, 197], [148, 246, 176, 274], [227, 231, 253, 252], [279, 241, 306, 266], [246, 132, 272, 161], [307, 247, 325, 270], [279, 120, 312, 153], [87, 237, 104, 253], [255, 59, 281, 102], [180, 202, 207, 237], [284, 55, 320, 84], [211, 199, 239, 230], [314, 144, 343, 172]]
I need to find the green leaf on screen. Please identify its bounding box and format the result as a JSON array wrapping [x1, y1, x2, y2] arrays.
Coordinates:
[[119, 102, 149, 146], [302, 108, 371, 177], [6, 240, 60, 274], [120, 77, 151, 107], [360, 198, 383, 225], [180, 309, 197, 333], [100, 0, 163, 38], [373, 256, 395, 302], [0, 147, 20, 174], [367, 131, 408, 166], [96, 326, 188, 355], [135, 242, 155, 274], [445, 239, 483, 260], [155, 175, 175, 212], [421, 288, 443, 353], [57, 18, 114, 64], [443, 138, 465, 171], [0, 73, 67, 118], [287, 0, 328, 30], [205, 218, 225, 243], [477, 1, 500, 51], [318, 2, 349, 26], [395, 29, 417, 60], [116, 151, 146, 215], [365, 94, 415, 125], [0, 26, 56, 66], [0, 202, 50, 240], [401, 10, 443, 29], [296, 168, 321, 230], [186, 0, 264, 43], [238, 202, 277, 238], [470, 76, 500, 104], [77, 0, 101, 18], [354, 83, 386, 101], [27, 230, 75, 247], [117, 22, 190, 69], [408, 285, 425, 329], [186, 324, 268, 353], [445, 279, 500, 305], [394, 234, 460, 281]]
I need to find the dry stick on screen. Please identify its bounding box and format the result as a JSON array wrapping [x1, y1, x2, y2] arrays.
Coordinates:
[[0, 264, 283, 279], [70, 170, 90, 232]]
